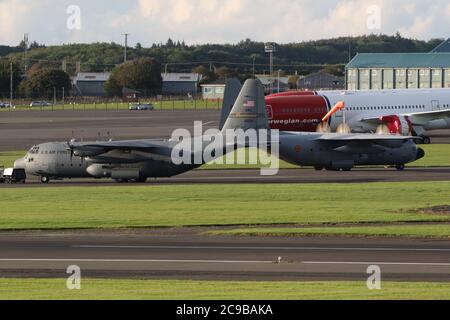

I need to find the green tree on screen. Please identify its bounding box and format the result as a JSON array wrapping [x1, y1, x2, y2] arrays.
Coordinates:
[[104, 57, 162, 97], [215, 66, 239, 80], [288, 75, 299, 89], [192, 65, 217, 84], [0, 61, 22, 98], [19, 68, 71, 98]]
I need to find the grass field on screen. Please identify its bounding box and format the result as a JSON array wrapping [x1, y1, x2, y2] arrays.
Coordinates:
[[0, 182, 449, 231], [0, 279, 449, 300], [207, 224, 450, 239], [0, 151, 24, 168], [0, 100, 221, 112], [2, 144, 450, 169]]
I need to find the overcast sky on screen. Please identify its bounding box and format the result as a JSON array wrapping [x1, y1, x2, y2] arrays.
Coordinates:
[[0, 0, 449, 46]]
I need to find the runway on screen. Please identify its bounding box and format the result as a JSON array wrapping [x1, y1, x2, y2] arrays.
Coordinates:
[[0, 110, 218, 151], [2, 167, 450, 188], [0, 229, 449, 281], [1, 110, 450, 151]]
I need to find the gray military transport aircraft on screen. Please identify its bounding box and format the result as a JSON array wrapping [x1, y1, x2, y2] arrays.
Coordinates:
[[14, 79, 425, 183]]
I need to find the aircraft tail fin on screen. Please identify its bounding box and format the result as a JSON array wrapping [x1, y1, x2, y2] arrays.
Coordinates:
[[221, 79, 268, 133], [219, 79, 242, 130]]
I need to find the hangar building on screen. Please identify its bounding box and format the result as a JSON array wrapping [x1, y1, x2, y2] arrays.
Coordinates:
[[346, 38, 450, 90], [162, 73, 201, 96], [74, 72, 111, 97]]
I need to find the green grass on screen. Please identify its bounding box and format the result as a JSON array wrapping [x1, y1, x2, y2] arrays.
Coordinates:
[[0, 151, 25, 168], [207, 224, 450, 239], [0, 279, 449, 300], [1, 100, 221, 112], [0, 182, 449, 230], [411, 144, 450, 167]]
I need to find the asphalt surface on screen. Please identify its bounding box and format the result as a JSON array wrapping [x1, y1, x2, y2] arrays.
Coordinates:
[[0, 229, 449, 281], [0, 110, 219, 151], [2, 167, 450, 188], [1, 110, 450, 151]]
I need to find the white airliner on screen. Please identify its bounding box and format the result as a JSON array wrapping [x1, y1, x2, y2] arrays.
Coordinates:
[[266, 88, 450, 143]]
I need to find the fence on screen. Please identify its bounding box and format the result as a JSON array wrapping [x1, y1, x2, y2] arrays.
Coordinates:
[[0, 97, 224, 112]]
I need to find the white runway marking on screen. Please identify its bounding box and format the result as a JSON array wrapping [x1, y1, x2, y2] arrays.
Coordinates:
[[0, 258, 273, 264], [303, 261, 450, 267], [73, 245, 450, 252]]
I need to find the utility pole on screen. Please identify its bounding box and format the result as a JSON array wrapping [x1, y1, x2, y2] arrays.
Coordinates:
[[265, 43, 276, 94], [122, 33, 130, 63], [348, 38, 352, 63], [23, 33, 29, 73], [62, 87, 65, 104], [53, 87, 56, 106], [10, 61, 13, 110], [277, 70, 281, 93], [252, 55, 256, 76]]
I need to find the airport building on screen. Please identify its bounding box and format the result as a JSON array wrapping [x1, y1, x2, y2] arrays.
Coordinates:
[[73, 72, 111, 97], [201, 81, 226, 100], [346, 38, 450, 90], [161, 73, 202, 96], [297, 71, 344, 90]]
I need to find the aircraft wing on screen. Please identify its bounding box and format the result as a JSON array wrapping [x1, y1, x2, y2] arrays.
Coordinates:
[[315, 134, 414, 153], [405, 109, 450, 126], [361, 108, 450, 126], [70, 139, 169, 157]]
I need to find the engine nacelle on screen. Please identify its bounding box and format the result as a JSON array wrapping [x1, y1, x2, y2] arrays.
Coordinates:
[[87, 164, 140, 180], [379, 115, 413, 136]]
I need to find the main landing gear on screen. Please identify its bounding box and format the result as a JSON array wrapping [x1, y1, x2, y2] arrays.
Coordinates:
[[40, 176, 50, 184], [415, 135, 431, 145]]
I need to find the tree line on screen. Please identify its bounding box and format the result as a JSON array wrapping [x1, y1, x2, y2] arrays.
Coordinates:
[[0, 34, 445, 99], [1, 33, 443, 75]]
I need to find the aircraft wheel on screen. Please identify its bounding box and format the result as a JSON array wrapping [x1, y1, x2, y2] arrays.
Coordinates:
[[342, 168, 352, 172], [40, 176, 50, 184], [314, 166, 324, 171], [135, 177, 147, 183], [395, 164, 406, 171], [421, 136, 431, 145]]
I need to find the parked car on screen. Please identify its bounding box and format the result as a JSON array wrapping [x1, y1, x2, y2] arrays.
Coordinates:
[[0, 102, 13, 108], [129, 103, 155, 111], [30, 101, 52, 107]]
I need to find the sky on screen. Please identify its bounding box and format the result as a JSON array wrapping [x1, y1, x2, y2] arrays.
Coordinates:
[[0, 0, 449, 46]]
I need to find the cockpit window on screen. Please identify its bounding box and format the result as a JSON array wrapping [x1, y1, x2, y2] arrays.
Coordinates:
[[28, 146, 40, 154]]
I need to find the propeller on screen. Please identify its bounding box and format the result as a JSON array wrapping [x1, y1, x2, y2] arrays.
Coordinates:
[[336, 123, 352, 134], [316, 122, 332, 133], [67, 138, 76, 164], [376, 124, 392, 135], [322, 101, 345, 123]]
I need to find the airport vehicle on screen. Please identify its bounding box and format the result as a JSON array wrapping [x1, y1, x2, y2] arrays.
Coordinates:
[[129, 103, 155, 111], [15, 80, 425, 183], [0, 168, 26, 184], [265, 88, 450, 143], [30, 101, 52, 107]]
